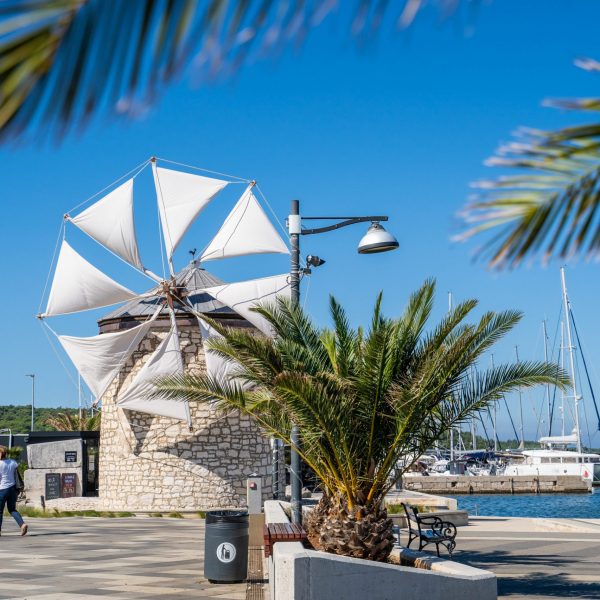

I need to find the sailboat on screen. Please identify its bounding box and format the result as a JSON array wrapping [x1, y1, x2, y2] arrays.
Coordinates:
[[38, 157, 290, 424], [504, 268, 600, 486]]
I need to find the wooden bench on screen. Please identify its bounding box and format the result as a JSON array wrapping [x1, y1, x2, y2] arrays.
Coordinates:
[[263, 522, 308, 558], [401, 502, 457, 558]]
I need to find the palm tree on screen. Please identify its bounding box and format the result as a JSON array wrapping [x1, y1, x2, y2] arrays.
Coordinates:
[[0, 1, 473, 141], [458, 59, 600, 268], [43, 410, 101, 431], [156, 280, 568, 561]]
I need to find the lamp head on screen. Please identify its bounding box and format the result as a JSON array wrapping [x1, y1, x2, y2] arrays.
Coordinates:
[[357, 222, 399, 254], [306, 255, 326, 268]]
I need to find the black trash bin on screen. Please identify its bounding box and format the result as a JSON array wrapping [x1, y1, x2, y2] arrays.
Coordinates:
[[204, 510, 249, 583]]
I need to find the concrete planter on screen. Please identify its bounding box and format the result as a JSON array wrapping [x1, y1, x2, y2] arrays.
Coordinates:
[[264, 501, 496, 600]]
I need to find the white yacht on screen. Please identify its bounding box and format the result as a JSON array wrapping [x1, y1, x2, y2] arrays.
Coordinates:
[[504, 437, 600, 485]]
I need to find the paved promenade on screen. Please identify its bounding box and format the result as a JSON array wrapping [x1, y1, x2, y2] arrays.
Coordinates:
[[0, 517, 245, 600], [455, 517, 600, 599], [1, 515, 599, 599]]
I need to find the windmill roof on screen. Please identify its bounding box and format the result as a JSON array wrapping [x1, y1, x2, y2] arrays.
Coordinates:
[[98, 260, 236, 325]]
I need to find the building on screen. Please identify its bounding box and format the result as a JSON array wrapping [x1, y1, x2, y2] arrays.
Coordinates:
[[97, 260, 276, 512]]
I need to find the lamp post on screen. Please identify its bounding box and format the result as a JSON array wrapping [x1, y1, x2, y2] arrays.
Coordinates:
[[287, 200, 398, 524], [0, 428, 12, 450], [25, 374, 35, 432]]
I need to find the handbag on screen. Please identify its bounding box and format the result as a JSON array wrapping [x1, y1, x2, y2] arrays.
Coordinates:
[[14, 467, 24, 493]]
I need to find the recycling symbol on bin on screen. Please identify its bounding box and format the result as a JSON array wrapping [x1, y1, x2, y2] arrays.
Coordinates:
[[217, 542, 236, 563]]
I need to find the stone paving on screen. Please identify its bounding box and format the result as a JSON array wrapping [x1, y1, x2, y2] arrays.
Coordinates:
[[0, 517, 246, 600], [3, 514, 600, 599], [451, 517, 600, 599]]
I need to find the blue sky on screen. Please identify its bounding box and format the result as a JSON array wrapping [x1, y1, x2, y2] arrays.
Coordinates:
[[2, 0, 600, 443]]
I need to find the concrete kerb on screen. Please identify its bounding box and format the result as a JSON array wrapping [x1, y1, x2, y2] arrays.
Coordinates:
[[263, 500, 497, 600]]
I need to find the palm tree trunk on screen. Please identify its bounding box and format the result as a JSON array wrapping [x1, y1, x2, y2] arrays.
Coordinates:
[[312, 493, 395, 561]]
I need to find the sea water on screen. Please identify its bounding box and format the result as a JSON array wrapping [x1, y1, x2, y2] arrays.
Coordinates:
[[452, 489, 600, 518]]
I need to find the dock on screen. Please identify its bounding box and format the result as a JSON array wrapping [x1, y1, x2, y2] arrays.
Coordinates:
[[402, 474, 591, 494]]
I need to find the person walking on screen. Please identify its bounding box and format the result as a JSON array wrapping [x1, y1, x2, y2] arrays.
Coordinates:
[[0, 446, 27, 536]]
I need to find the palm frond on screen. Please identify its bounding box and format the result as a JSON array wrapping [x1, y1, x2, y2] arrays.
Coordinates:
[[0, 0, 475, 141], [458, 58, 600, 268]]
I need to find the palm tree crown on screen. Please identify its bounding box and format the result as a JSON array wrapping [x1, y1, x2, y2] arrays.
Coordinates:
[[157, 280, 567, 560]]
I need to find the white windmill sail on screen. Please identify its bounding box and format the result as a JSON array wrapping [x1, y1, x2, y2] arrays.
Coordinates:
[[200, 186, 289, 262], [69, 179, 143, 269], [43, 240, 138, 317], [117, 328, 189, 422], [202, 274, 291, 336], [57, 308, 161, 400], [153, 165, 228, 259]]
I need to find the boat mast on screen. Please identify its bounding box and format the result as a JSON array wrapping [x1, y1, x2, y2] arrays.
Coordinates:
[[491, 353, 498, 452], [542, 319, 552, 436], [560, 267, 582, 454], [515, 346, 525, 450], [560, 320, 565, 438]]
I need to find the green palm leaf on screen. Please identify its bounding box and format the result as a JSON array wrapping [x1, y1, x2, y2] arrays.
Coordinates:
[[458, 59, 600, 268], [0, 0, 473, 141]]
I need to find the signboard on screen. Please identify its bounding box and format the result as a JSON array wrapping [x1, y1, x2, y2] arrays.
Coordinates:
[[65, 451, 78, 463], [45, 473, 61, 500], [61, 473, 77, 498]]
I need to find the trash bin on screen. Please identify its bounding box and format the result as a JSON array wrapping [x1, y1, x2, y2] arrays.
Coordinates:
[[204, 510, 249, 583]]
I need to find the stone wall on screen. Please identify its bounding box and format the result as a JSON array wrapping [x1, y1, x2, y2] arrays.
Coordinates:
[[402, 474, 591, 494], [99, 324, 273, 512]]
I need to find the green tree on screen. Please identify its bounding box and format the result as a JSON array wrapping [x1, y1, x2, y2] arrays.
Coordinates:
[[458, 59, 600, 268], [156, 280, 568, 561], [43, 410, 100, 431], [0, 1, 472, 141]]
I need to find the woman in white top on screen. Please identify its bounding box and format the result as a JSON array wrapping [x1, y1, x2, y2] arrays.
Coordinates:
[[0, 446, 27, 536]]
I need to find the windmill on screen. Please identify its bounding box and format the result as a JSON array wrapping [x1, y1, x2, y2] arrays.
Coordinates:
[[38, 157, 291, 426]]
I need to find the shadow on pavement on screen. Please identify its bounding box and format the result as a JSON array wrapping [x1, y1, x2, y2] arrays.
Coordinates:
[[456, 549, 572, 568], [498, 572, 600, 598]]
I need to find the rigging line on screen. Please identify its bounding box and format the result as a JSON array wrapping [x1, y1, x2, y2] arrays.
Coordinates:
[[255, 182, 305, 269], [155, 156, 251, 182], [569, 309, 600, 431], [38, 220, 65, 314], [503, 395, 520, 443], [66, 158, 151, 214], [40, 322, 79, 391], [254, 183, 290, 241], [302, 273, 312, 310], [548, 300, 564, 434]]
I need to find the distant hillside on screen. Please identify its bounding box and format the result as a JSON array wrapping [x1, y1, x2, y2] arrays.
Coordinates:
[[0, 405, 80, 434]]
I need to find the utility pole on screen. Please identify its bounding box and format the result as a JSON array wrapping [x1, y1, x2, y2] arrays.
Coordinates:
[[288, 199, 303, 524]]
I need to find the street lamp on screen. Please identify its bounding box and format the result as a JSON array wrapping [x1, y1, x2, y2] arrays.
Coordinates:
[[287, 199, 398, 524], [25, 374, 35, 432]]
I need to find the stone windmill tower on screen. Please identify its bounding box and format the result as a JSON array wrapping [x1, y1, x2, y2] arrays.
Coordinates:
[[97, 261, 274, 512]]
